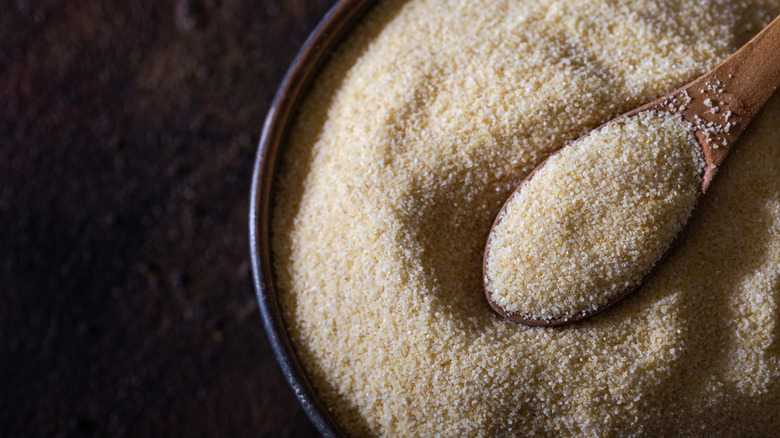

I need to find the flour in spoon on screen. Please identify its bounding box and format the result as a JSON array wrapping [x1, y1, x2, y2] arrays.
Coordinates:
[[485, 111, 704, 320]]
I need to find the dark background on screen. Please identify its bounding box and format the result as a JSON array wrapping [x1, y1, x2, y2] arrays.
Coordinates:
[[1, 0, 338, 436]]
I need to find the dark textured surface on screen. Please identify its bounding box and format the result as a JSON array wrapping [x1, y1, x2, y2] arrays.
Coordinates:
[[1, 0, 337, 436]]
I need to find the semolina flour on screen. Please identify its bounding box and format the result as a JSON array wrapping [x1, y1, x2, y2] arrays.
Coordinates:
[[272, 0, 780, 436]]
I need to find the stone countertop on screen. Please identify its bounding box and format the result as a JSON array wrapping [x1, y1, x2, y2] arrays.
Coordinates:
[[1, 0, 337, 436]]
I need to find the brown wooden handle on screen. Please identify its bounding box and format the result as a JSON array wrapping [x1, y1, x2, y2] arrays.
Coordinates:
[[690, 14, 780, 185], [703, 14, 780, 122], [629, 14, 780, 191]]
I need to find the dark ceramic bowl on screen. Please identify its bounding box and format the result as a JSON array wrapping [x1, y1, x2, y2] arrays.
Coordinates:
[[249, 1, 375, 436]]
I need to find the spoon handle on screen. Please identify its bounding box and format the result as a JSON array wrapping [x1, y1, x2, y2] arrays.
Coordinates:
[[688, 14, 780, 160], [699, 14, 780, 131], [633, 14, 780, 191]]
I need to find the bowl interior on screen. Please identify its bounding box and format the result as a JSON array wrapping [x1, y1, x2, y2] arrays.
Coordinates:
[[249, 1, 376, 436]]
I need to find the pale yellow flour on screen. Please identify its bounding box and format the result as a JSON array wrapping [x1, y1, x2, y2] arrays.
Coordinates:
[[272, 0, 780, 436]]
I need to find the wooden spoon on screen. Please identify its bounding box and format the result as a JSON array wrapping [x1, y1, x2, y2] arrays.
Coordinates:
[[484, 14, 780, 327]]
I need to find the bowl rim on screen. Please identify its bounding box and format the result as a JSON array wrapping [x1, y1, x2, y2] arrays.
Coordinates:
[[249, 0, 376, 436]]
